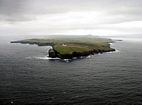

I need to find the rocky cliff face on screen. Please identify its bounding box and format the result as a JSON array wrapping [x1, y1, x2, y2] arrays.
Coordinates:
[[49, 48, 115, 59], [48, 52, 56, 58], [10, 38, 116, 59]]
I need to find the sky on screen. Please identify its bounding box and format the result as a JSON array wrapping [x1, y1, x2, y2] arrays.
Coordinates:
[[0, 0, 142, 36]]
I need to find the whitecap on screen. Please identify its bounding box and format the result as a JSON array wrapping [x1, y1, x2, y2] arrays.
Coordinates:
[[26, 56, 60, 60], [107, 49, 120, 53], [60, 59, 71, 62]]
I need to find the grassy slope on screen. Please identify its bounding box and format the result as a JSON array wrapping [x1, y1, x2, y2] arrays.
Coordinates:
[[52, 38, 114, 54], [11, 37, 114, 54]]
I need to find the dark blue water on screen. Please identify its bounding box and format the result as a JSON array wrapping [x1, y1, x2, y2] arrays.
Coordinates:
[[0, 36, 142, 105]]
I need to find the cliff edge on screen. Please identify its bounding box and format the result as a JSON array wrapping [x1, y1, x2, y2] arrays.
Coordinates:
[[11, 36, 116, 60]]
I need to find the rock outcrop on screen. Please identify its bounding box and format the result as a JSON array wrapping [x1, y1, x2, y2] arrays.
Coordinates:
[[10, 37, 116, 60], [49, 48, 115, 59]]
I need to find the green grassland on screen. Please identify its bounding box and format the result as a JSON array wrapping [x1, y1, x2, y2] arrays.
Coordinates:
[[53, 38, 114, 54], [11, 36, 115, 55]]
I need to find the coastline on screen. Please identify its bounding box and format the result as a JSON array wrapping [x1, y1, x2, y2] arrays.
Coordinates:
[[48, 45, 115, 59], [11, 37, 116, 60]]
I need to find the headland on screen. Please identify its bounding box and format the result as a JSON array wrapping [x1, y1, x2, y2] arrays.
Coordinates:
[[11, 36, 115, 59]]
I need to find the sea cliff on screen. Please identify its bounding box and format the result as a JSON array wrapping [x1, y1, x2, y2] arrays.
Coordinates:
[[49, 47, 115, 59], [11, 36, 116, 60]]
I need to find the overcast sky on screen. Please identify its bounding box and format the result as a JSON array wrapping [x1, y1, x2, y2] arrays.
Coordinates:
[[0, 0, 142, 36]]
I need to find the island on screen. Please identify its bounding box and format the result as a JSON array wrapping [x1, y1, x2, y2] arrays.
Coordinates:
[[11, 36, 115, 59]]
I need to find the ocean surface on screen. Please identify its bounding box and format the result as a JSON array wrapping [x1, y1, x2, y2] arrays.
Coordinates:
[[0, 36, 142, 105]]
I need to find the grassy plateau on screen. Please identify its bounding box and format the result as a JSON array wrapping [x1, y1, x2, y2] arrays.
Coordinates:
[[11, 36, 115, 58]]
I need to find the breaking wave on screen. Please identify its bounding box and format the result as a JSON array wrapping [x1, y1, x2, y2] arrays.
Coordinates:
[[26, 56, 60, 60]]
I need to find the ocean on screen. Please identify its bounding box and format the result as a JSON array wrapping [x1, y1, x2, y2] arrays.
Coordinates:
[[0, 36, 142, 105]]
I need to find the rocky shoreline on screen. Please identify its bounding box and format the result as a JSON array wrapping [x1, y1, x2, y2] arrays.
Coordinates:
[[49, 47, 115, 59], [10, 37, 116, 60]]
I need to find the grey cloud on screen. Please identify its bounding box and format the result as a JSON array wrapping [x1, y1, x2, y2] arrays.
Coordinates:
[[0, 0, 71, 22], [0, 0, 34, 22], [104, 0, 142, 23], [0, 0, 142, 23], [0, 14, 36, 22]]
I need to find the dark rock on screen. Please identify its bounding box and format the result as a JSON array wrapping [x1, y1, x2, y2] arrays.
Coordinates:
[[48, 47, 115, 59], [49, 52, 56, 58], [60, 54, 73, 59]]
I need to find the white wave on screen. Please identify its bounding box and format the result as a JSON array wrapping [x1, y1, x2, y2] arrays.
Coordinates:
[[107, 49, 120, 53], [26, 56, 60, 60], [86, 55, 91, 58], [60, 59, 72, 62]]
